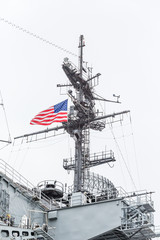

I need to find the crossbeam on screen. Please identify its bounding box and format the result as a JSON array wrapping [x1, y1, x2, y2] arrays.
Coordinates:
[[0, 139, 12, 143], [14, 110, 130, 140], [14, 125, 64, 140], [63, 150, 116, 170], [92, 110, 130, 122]]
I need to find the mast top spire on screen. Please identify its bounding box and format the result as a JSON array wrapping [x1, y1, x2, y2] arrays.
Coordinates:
[[78, 35, 85, 79]]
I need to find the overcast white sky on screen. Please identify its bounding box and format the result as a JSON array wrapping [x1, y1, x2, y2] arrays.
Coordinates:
[[0, 0, 160, 229]]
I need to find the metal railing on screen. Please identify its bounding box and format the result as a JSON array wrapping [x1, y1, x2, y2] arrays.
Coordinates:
[[0, 159, 34, 190], [118, 188, 155, 231], [37, 180, 64, 193], [0, 159, 53, 210], [57, 185, 155, 210], [117, 187, 154, 207], [63, 150, 115, 170]]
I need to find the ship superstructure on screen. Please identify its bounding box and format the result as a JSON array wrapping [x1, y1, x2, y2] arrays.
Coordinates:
[[0, 35, 159, 240]]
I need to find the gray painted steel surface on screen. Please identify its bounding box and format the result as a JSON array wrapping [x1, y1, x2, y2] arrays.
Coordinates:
[[48, 200, 121, 240]]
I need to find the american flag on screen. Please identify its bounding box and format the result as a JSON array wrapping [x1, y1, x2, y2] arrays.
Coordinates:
[[30, 99, 68, 125]]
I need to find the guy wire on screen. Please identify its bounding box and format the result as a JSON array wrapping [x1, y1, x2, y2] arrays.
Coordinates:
[[0, 17, 78, 58]]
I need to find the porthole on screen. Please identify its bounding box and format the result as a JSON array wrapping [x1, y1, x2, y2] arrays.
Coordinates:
[[1, 230, 9, 237], [12, 231, 20, 237], [22, 231, 29, 236]]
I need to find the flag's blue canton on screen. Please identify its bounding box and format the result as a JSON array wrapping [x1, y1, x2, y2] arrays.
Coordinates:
[[54, 99, 68, 113]]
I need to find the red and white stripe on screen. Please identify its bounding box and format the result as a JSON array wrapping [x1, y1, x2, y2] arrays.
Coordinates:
[[30, 106, 67, 125]]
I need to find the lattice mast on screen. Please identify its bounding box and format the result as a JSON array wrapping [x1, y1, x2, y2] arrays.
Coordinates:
[[62, 35, 123, 193]]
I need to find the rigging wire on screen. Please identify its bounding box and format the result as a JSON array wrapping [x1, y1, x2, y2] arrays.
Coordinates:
[[0, 142, 10, 151], [7, 140, 15, 164], [0, 17, 78, 58], [17, 139, 31, 172], [12, 137, 23, 169], [8, 134, 68, 177], [109, 123, 137, 191], [115, 142, 127, 189], [129, 113, 141, 189], [0, 91, 12, 144], [11, 134, 68, 151], [98, 98, 105, 116], [121, 121, 130, 170]]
